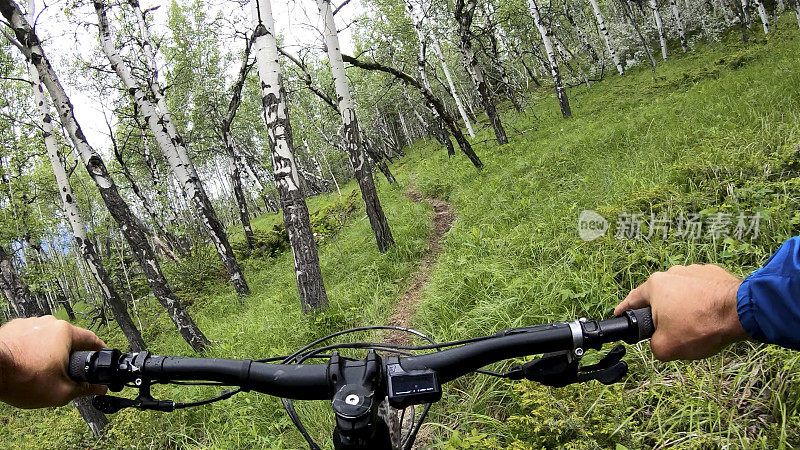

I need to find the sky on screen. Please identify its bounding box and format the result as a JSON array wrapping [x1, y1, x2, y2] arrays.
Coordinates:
[[31, 0, 362, 150]]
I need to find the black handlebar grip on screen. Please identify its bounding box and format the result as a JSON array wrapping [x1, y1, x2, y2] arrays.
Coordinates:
[[631, 307, 654, 341], [68, 351, 94, 383]]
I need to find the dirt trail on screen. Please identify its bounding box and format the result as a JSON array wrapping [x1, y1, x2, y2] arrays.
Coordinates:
[[385, 186, 455, 346]]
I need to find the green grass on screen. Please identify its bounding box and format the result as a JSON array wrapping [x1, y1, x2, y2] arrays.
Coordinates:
[[3, 16, 800, 449]]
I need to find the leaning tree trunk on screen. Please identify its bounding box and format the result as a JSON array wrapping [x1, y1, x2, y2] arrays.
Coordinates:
[[563, 3, 600, 64], [316, 0, 395, 252], [794, 0, 800, 28], [588, 0, 624, 75], [1, 1, 209, 352], [649, 0, 669, 60], [107, 0, 249, 296], [454, 0, 508, 145], [404, 1, 455, 156], [221, 34, 257, 251], [669, 0, 688, 52], [342, 54, 484, 169], [529, 0, 572, 118], [28, 61, 146, 351], [431, 42, 474, 138], [0, 245, 108, 435], [252, 0, 328, 313]]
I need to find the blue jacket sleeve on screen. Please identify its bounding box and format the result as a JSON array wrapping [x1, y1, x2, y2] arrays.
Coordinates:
[[737, 236, 800, 350]]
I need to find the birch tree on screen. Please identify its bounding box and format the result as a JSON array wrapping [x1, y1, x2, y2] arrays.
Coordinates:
[[316, 0, 395, 252], [28, 61, 146, 351], [588, 0, 624, 75], [95, 0, 250, 296], [754, 0, 770, 33], [221, 34, 257, 250], [669, 0, 689, 52], [0, 0, 209, 352], [252, 0, 328, 312], [528, 0, 572, 118], [649, 0, 669, 60], [454, 0, 508, 145], [404, 0, 456, 156]]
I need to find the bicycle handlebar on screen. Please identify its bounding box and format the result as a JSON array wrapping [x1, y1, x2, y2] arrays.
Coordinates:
[[68, 307, 654, 400]]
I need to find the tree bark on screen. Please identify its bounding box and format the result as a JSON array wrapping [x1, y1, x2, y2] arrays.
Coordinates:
[[669, 0, 689, 52], [454, 0, 508, 145], [28, 61, 146, 351], [316, 0, 395, 252], [221, 34, 257, 250], [649, 0, 669, 60], [430, 41, 475, 138], [342, 54, 483, 169], [529, 0, 572, 118], [755, 0, 771, 33], [0, 0, 209, 352], [252, 0, 328, 313], [588, 0, 624, 75], [99, 1, 249, 296], [404, 3, 455, 156]]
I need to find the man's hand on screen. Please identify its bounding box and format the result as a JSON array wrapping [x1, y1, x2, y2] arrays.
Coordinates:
[[0, 316, 107, 408], [614, 264, 749, 361]]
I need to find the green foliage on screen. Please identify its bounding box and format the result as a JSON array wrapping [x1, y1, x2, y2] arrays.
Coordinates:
[[4, 15, 800, 450]]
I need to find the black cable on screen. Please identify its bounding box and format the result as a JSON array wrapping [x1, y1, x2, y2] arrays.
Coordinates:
[[403, 403, 432, 450]]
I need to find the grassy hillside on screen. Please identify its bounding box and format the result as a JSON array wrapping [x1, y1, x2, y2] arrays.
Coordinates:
[[3, 17, 800, 449]]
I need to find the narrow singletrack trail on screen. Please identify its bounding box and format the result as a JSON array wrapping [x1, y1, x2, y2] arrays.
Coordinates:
[[385, 185, 455, 346]]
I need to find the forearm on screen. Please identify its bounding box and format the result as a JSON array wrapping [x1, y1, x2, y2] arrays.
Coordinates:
[[737, 236, 800, 350]]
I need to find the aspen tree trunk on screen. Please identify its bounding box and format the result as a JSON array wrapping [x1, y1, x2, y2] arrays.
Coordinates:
[[563, 3, 600, 64], [795, 0, 800, 28], [342, 54, 484, 169], [431, 42, 475, 138], [29, 63, 146, 351], [1, 0, 209, 352], [484, 0, 524, 112], [222, 35, 256, 250], [588, 0, 624, 75], [404, 1, 456, 156], [649, 0, 669, 60], [0, 245, 108, 435], [755, 0, 770, 33], [741, 0, 753, 27], [528, 0, 572, 118], [252, 0, 328, 312], [669, 0, 689, 52], [317, 0, 394, 252], [104, 1, 249, 295], [454, 0, 508, 145]]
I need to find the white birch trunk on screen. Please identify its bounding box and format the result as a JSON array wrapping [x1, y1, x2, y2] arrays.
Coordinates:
[[316, 0, 394, 251], [431, 41, 475, 137], [29, 61, 146, 352], [94, 1, 249, 295], [795, 0, 800, 28], [649, 0, 669, 60], [127, 0, 197, 178], [588, 0, 624, 75], [755, 0, 771, 33], [398, 110, 412, 144], [741, 0, 753, 27], [669, 0, 688, 52], [528, 0, 571, 118], [0, 0, 209, 352], [252, 0, 328, 312]]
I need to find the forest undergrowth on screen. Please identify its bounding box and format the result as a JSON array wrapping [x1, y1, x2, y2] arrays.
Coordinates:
[[2, 16, 800, 449]]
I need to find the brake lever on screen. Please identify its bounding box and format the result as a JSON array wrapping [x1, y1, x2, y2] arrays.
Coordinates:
[[91, 379, 176, 413], [507, 344, 628, 388]]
